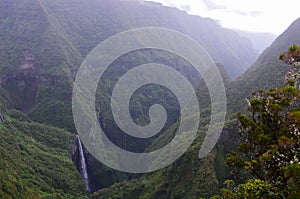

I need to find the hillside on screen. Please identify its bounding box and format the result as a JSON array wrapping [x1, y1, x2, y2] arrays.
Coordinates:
[[91, 17, 300, 198], [0, 0, 259, 132], [0, 110, 85, 198], [0, 4, 260, 176], [234, 30, 276, 53], [0, 0, 260, 194], [1, 0, 298, 198], [227, 17, 300, 115]]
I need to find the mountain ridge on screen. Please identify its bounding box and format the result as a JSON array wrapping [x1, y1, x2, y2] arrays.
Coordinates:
[[226, 17, 300, 115], [0, 0, 259, 133], [1, 0, 297, 198], [90, 16, 300, 198]]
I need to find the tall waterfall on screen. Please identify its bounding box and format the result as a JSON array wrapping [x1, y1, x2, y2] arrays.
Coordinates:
[[76, 135, 90, 192]]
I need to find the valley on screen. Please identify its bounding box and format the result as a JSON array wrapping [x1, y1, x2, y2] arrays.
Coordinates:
[[0, 0, 299, 198]]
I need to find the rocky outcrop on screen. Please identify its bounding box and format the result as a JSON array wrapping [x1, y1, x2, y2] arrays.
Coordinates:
[[0, 50, 57, 112], [21, 50, 35, 70], [0, 113, 4, 123], [70, 135, 79, 164], [0, 50, 56, 86], [0, 70, 56, 86]]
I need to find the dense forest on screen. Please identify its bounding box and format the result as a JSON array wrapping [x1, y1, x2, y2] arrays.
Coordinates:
[[0, 0, 299, 198]]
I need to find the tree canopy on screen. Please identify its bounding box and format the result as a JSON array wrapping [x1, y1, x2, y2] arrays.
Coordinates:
[[216, 45, 300, 199]]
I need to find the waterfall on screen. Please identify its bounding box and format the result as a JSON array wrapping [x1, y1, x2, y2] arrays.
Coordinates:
[[76, 135, 90, 192]]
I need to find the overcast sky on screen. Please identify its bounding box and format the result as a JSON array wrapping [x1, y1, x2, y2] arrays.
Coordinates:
[[144, 0, 300, 35]]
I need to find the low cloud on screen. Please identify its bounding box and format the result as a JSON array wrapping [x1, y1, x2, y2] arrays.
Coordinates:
[[202, 0, 226, 10], [143, 0, 299, 35]]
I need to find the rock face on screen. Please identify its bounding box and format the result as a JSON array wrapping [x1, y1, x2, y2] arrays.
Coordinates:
[[0, 113, 4, 122], [0, 72, 56, 112], [0, 50, 55, 86], [70, 136, 78, 163], [0, 50, 56, 112], [0, 70, 56, 86], [70, 134, 129, 193], [21, 50, 35, 70]]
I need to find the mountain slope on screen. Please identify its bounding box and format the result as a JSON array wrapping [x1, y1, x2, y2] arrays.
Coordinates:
[[0, 0, 259, 193], [0, 110, 85, 198], [234, 30, 276, 53], [0, 0, 258, 133], [91, 17, 300, 198], [0, 0, 82, 132], [50, 0, 258, 79], [227, 17, 300, 115]]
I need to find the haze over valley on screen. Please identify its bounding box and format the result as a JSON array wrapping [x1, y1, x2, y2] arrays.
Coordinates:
[[0, 0, 300, 198]]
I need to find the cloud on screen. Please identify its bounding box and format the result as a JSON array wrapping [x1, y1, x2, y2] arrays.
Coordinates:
[[143, 0, 300, 35], [179, 4, 193, 12], [199, 0, 263, 17], [202, 0, 226, 10], [235, 10, 262, 17]]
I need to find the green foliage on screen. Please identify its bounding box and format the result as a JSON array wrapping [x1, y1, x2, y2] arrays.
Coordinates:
[[210, 195, 222, 199], [288, 44, 300, 53], [0, 115, 86, 198], [29, 77, 75, 133], [284, 164, 300, 197], [1, 0, 299, 198], [92, 20, 300, 198], [92, 135, 221, 198], [219, 45, 300, 198], [1, 0, 246, 195], [0, 0, 259, 133]]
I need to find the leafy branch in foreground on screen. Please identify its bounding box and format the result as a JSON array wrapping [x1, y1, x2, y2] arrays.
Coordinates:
[[216, 45, 300, 199]]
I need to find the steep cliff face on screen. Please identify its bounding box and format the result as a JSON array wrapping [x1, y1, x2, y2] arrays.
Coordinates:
[[0, 113, 4, 123], [0, 111, 86, 198], [0, 0, 261, 196], [0, 0, 259, 132], [0, 50, 55, 112], [91, 17, 300, 198], [70, 135, 130, 193], [227, 17, 300, 115]]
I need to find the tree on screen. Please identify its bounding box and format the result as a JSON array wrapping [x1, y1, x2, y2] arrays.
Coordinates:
[[219, 45, 300, 199]]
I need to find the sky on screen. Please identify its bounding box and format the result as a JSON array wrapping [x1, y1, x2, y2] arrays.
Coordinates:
[[143, 0, 300, 35]]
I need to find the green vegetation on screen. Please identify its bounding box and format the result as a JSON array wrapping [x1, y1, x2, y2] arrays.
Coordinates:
[[91, 19, 300, 198], [92, 141, 220, 199], [0, 0, 260, 193], [0, 110, 85, 198], [218, 45, 300, 198], [0, 0, 300, 198]]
